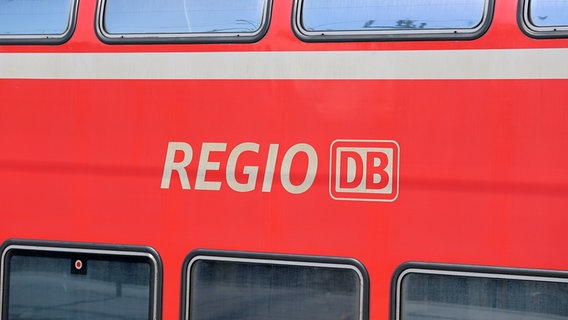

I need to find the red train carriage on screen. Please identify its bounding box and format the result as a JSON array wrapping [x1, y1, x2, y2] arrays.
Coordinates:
[[1, 0, 568, 319]]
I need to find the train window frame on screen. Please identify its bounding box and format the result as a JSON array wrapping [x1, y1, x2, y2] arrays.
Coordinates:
[[292, 0, 495, 42], [391, 262, 568, 320], [0, 0, 78, 45], [0, 239, 163, 320], [181, 249, 370, 320], [518, 0, 568, 38], [95, 0, 273, 44]]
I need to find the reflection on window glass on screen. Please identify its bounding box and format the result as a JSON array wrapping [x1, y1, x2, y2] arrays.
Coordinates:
[[4, 248, 156, 320], [0, 0, 74, 35], [399, 269, 568, 320], [103, 0, 267, 34], [529, 0, 568, 27], [187, 257, 365, 320], [300, 0, 486, 32]]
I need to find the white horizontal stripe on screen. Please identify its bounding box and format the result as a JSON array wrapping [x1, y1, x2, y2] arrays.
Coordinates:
[[1, 49, 567, 80]]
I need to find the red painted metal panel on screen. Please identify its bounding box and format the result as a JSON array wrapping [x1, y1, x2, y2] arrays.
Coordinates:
[[1, 1, 568, 319]]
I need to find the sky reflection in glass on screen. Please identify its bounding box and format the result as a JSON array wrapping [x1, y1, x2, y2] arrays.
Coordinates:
[[300, 0, 486, 31], [103, 0, 266, 34], [529, 0, 568, 27], [0, 0, 73, 35]]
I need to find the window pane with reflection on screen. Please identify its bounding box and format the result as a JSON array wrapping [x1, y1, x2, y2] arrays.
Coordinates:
[[300, 0, 486, 32], [0, 0, 74, 35], [103, 0, 267, 34], [529, 0, 568, 27]]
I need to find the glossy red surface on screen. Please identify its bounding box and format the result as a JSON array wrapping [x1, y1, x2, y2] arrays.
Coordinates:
[[1, 1, 568, 319]]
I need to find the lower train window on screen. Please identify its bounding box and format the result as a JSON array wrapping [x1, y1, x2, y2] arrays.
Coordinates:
[[1, 240, 162, 320], [0, 0, 77, 44], [182, 250, 369, 320], [392, 262, 568, 320]]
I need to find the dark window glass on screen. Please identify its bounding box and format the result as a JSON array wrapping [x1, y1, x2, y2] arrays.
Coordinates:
[[299, 0, 487, 32], [185, 254, 367, 320], [2, 244, 160, 320], [0, 0, 75, 36], [101, 0, 268, 35], [397, 267, 568, 320], [528, 0, 568, 27]]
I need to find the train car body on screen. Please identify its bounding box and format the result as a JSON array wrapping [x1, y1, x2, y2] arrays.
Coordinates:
[[1, 0, 568, 319]]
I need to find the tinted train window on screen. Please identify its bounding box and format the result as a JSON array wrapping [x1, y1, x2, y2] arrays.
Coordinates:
[[97, 0, 272, 43], [1, 241, 162, 320], [393, 263, 568, 320], [182, 250, 369, 320], [0, 0, 77, 43], [520, 0, 568, 37], [528, 0, 568, 27], [294, 0, 493, 41]]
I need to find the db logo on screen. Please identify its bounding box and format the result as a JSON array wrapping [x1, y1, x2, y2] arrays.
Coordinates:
[[330, 140, 400, 202]]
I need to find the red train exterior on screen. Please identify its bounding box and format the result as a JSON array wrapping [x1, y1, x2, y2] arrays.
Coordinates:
[[1, 0, 568, 319]]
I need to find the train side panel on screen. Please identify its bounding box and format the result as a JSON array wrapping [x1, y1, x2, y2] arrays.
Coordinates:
[[1, 0, 568, 319]]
